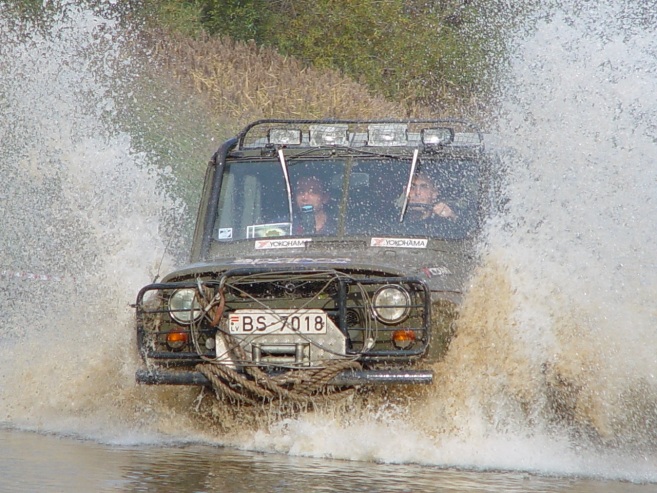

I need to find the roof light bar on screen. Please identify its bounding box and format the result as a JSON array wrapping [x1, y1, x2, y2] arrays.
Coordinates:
[[268, 128, 302, 146], [309, 124, 349, 146], [421, 127, 454, 146], [368, 124, 408, 146]]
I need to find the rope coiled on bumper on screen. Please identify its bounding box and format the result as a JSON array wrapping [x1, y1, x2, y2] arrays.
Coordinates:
[[196, 359, 362, 406]]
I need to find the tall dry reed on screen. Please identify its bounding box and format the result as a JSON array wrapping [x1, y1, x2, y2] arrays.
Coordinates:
[[147, 30, 488, 131], [150, 32, 410, 129]]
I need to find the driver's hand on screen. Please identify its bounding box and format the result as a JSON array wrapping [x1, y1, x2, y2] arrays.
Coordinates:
[[433, 202, 456, 219]]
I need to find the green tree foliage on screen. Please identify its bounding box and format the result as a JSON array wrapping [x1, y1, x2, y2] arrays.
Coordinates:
[[269, 2, 483, 101], [145, 0, 206, 37], [11, 0, 527, 111], [194, 0, 503, 109], [199, 0, 268, 42]]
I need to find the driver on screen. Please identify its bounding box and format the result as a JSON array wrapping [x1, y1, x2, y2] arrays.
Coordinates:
[[408, 172, 456, 220], [294, 175, 337, 235], [406, 171, 456, 222]]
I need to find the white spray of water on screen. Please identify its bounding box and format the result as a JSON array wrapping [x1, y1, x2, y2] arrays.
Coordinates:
[[0, 3, 184, 437], [2, 1, 657, 483], [488, 2, 657, 439]]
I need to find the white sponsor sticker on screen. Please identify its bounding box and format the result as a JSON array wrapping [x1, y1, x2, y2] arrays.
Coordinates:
[[255, 238, 312, 250], [218, 228, 233, 239], [229, 257, 351, 265], [370, 237, 428, 249], [422, 266, 452, 277]]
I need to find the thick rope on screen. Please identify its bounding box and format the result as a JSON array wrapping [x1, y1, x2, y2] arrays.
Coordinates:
[[196, 359, 361, 406]]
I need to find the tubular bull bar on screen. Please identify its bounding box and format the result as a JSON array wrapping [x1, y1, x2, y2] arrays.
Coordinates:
[[136, 368, 434, 387]]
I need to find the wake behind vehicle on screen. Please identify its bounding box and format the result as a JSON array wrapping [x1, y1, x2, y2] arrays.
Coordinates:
[[135, 119, 497, 405]]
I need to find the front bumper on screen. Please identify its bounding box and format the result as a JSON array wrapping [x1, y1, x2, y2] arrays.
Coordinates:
[[136, 368, 434, 386]]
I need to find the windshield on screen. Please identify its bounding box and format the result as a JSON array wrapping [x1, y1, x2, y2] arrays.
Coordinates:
[[212, 156, 480, 242]]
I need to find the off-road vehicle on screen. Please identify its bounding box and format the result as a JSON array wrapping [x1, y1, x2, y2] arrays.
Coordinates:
[[135, 119, 496, 404]]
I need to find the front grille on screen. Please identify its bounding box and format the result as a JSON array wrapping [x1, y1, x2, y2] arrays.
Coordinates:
[[226, 277, 340, 300], [136, 267, 431, 364]]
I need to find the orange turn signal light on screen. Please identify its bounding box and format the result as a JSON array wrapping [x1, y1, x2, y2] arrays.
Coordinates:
[[166, 330, 189, 349], [392, 329, 416, 349]]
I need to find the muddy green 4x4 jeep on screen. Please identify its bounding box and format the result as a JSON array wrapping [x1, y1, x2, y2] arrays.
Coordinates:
[[135, 119, 497, 404]]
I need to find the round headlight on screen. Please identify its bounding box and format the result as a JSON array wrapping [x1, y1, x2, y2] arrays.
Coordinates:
[[168, 289, 203, 324], [372, 285, 411, 324]]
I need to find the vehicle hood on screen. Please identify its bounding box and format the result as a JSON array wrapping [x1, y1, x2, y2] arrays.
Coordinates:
[[164, 238, 478, 294]]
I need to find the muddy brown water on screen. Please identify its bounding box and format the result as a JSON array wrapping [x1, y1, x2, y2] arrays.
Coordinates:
[[2, 428, 654, 493]]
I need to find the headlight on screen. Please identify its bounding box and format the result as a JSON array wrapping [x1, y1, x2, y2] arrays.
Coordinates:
[[268, 128, 302, 145], [309, 124, 349, 146], [372, 285, 411, 324], [367, 123, 408, 146], [421, 127, 454, 145], [168, 289, 203, 324]]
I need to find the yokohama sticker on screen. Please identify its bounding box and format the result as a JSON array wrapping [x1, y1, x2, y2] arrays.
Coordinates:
[[229, 258, 351, 265], [255, 238, 312, 250], [422, 266, 452, 277], [370, 237, 428, 249]]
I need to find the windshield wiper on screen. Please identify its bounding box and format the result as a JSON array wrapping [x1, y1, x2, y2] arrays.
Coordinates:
[[399, 148, 419, 222], [277, 149, 294, 224]]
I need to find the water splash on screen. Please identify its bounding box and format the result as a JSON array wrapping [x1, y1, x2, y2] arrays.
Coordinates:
[[0, 2, 182, 435], [487, 1, 657, 441]]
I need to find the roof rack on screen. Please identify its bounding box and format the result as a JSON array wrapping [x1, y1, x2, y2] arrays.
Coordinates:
[[236, 119, 484, 151]]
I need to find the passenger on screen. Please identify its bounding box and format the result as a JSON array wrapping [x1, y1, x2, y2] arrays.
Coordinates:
[[405, 171, 457, 225], [294, 176, 337, 235]]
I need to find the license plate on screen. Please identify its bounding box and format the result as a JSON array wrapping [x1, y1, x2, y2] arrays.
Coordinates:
[[228, 309, 328, 335]]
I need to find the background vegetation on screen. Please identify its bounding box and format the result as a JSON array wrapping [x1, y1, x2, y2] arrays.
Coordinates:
[[7, 0, 540, 129], [146, 0, 513, 123]]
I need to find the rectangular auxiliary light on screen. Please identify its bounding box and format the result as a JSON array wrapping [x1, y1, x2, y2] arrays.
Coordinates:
[[421, 127, 454, 146], [268, 128, 302, 145], [368, 123, 408, 146], [309, 124, 349, 146]]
